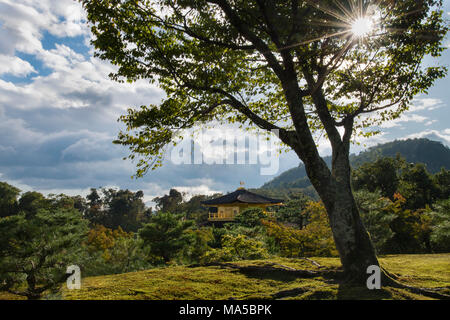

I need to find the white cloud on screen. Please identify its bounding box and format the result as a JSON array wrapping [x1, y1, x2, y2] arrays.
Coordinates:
[[380, 114, 428, 128], [0, 55, 36, 76], [376, 97, 445, 129], [0, 0, 88, 56], [38, 44, 85, 72], [404, 130, 450, 146], [0, 0, 45, 55], [0, 52, 163, 110], [173, 184, 221, 199], [409, 98, 444, 112]]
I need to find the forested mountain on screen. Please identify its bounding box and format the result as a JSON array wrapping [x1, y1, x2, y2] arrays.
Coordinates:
[[262, 138, 450, 190]]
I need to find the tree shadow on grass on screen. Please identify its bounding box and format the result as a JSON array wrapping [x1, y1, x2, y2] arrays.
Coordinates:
[[224, 263, 341, 284], [237, 268, 394, 299], [193, 262, 447, 300], [231, 267, 311, 282], [188, 262, 315, 282], [225, 263, 396, 300], [233, 267, 393, 300], [336, 284, 393, 300]]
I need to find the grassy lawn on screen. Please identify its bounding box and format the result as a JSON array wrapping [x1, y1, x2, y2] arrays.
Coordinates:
[[2, 254, 449, 300]]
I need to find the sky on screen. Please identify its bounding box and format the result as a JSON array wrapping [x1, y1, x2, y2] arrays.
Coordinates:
[[0, 0, 449, 205]]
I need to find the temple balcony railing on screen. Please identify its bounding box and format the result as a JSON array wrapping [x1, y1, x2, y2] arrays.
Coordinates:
[[208, 212, 236, 221]]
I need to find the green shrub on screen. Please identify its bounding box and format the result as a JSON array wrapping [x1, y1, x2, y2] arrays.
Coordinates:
[[138, 212, 194, 264], [355, 190, 396, 254], [263, 201, 337, 257], [0, 208, 88, 299], [82, 235, 152, 276], [234, 208, 266, 227], [202, 234, 269, 263], [185, 228, 214, 264], [429, 199, 450, 252]]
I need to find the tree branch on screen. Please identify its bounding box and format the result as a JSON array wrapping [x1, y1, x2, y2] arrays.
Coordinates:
[[255, 0, 282, 48], [178, 81, 298, 147], [208, 0, 286, 78], [146, 3, 256, 51], [302, 68, 342, 147]]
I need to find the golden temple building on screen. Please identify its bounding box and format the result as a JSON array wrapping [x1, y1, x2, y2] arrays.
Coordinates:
[[201, 188, 283, 222]]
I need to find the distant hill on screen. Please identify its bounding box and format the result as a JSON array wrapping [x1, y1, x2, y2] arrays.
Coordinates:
[[261, 138, 450, 191]]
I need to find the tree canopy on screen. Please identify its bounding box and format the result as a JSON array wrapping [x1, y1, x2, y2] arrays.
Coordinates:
[[139, 211, 194, 263], [0, 182, 20, 218], [81, 0, 447, 176], [85, 187, 150, 232], [0, 208, 88, 299]]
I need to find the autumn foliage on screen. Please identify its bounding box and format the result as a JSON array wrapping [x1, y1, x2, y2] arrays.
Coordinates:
[[86, 224, 133, 260], [262, 201, 337, 257]]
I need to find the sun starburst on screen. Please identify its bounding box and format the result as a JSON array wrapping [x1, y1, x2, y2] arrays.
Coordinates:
[[352, 16, 374, 38]]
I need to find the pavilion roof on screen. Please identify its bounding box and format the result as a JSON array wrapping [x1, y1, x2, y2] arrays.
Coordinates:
[[201, 188, 283, 206]]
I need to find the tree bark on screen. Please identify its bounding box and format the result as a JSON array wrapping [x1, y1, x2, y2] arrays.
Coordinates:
[[328, 183, 380, 283], [25, 272, 42, 300], [299, 141, 380, 284]]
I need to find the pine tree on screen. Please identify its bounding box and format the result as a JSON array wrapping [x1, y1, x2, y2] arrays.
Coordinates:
[[139, 212, 193, 264], [0, 208, 88, 299]]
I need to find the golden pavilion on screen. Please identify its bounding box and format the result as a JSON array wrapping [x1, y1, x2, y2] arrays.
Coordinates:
[[201, 188, 283, 222]]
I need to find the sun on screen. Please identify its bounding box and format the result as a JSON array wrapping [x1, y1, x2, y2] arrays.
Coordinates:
[[351, 17, 374, 38]]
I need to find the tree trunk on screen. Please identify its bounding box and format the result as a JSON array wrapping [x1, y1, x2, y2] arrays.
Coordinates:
[[300, 143, 380, 284], [332, 145, 380, 283], [26, 272, 42, 300], [274, 68, 380, 284], [26, 293, 41, 300], [328, 182, 379, 283]]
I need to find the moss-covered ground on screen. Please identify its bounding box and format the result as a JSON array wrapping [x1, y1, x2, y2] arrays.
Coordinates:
[[2, 254, 449, 300]]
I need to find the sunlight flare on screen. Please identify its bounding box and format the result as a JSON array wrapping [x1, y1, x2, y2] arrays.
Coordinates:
[[351, 16, 374, 38]]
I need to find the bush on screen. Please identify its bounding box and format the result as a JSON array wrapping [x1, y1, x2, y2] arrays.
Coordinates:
[[429, 199, 450, 252], [274, 194, 313, 227], [263, 201, 337, 257], [234, 208, 266, 227], [82, 225, 151, 276], [355, 190, 396, 254], [202, 234, 269, 263], [185, 228, 214, 264], [381, 193, 433, 253], [138, 212, 194, 264]]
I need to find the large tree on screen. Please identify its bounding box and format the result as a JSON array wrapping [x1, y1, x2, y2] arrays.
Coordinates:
[[81, 0, 447, 283], [139, 212, 194, 264], [0, 208, 88, 299], [0, 181, 20, 218], [85, 188, 150, 231]]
